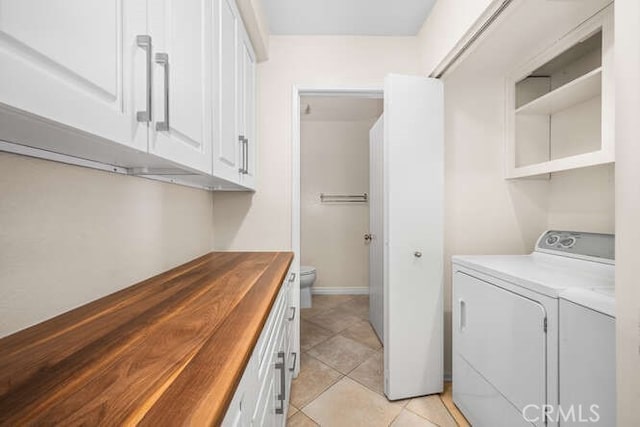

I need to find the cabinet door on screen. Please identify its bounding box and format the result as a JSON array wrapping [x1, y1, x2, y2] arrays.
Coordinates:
[[253, 348, 277, 427], [148, 0, 212, 174], [222, 356, 256, 427], [0, 0, 148, 151], [240, 35, 257, 189], [213, 0, 242, 184]]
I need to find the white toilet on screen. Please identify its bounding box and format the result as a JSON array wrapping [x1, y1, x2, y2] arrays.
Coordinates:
[[299, 266, 316, 308]]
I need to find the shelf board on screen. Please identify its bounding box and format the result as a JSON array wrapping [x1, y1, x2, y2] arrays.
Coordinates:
[[506, 149, 614, 179], [516, 67, 602, 115]]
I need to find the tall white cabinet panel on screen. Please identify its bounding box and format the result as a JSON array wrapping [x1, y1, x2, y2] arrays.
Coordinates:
[[240, 36, 256, 189], [383, 74, 444, 400], [0, 0, 148, 151], [213, 0, 256, 188], [148, 0, 212, 174], [213, 0, 242, 183]]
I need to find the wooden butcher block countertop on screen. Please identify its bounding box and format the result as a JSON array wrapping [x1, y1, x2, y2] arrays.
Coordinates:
[[0, 251, 293, 426]]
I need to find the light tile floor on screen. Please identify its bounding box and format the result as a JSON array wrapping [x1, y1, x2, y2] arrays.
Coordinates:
[[288, 295, 470, 427]]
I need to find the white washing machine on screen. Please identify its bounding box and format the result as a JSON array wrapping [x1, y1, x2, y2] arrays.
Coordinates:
[[452, 231, 615, 427]]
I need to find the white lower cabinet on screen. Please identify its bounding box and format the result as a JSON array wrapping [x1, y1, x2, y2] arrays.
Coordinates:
[[223, 271, 298, 427]]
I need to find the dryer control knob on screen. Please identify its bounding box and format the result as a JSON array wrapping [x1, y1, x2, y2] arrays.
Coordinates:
[[560, 237, 576, 248], [546, 235, 560, 245]]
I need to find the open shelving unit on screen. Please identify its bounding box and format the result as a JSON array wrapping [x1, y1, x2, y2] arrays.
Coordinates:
[[515, 67, 602, 115], [505, 5, 614, 179]]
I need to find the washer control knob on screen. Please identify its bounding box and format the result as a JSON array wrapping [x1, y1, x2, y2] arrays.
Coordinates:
[[559, 237, 576, 248], [546, 235, 560, 245]]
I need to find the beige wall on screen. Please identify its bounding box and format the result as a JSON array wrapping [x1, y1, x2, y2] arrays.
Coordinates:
[[417, 0, 496, 75], [0, 153, 214, 338], [614, 0, 640, 423], [547, 164, 615, 233], [301, 119, 374, 290], [212, 36, 422, 251]]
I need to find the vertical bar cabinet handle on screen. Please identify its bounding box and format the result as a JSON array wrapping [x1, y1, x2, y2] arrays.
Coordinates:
[[136, 35, 152, 122], [243, 136, 249, 174], [289, 352, 297, 372], [238, 135, 245, 173], [155, 53, 169, 131], [275, 351, 286, 414]]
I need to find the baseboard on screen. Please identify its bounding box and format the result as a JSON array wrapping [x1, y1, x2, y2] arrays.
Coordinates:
[[311, 287, 369, 295]]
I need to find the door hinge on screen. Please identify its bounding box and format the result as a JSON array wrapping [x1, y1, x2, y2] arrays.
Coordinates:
[[543, 317, 548, 333]]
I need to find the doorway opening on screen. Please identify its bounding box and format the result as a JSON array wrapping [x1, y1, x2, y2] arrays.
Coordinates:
[[298, 93, 382, 301], [291, 86, 384, 368], [292, 76, 445, 404], [292, 87, 383, 326]]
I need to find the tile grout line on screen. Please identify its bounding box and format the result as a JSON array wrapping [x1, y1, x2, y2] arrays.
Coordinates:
[[403, 404, 444, 427], [294, 296, 463, 427], [295, 351, 345, 408]]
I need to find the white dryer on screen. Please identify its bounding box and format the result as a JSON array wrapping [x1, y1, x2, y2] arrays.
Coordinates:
[[452, 231, 615, 427]]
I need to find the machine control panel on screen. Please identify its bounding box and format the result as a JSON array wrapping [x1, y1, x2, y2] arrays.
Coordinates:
[[536, 230, 614, 262]]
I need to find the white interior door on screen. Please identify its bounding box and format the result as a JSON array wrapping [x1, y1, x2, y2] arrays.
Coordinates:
[[369, 114, 384, 342], [383, 74, 444, 400]]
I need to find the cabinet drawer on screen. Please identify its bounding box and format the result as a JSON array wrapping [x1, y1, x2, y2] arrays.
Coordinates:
[[252, 367, 276, 427], [253, 316, 286, 426], [257, 282, 288, 379]]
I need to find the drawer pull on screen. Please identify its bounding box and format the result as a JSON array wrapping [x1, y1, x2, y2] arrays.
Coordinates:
[[288, 307, 296, 321], [275, 351, 286, 414], [289, 352, 297, 372], [289, 272, 296, 282]]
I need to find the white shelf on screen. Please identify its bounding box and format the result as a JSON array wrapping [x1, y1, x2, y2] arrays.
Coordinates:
[[506, 149, 614, 179], [516, 68, 602, 115]]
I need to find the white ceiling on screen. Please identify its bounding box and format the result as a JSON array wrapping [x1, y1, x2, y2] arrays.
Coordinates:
[[300, 96, 383, 122], [262, 0, 437, 36]]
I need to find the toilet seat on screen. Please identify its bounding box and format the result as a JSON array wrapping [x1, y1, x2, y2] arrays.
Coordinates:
[[300, 266, 316, 276]]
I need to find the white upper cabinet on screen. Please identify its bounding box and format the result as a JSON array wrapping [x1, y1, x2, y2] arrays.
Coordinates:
[[148, 0, 213, 174], [214, 0, 242, 184], [213, 0, 257, 189], [0, 0, 257, 190], [0, 0, 148, 152]]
